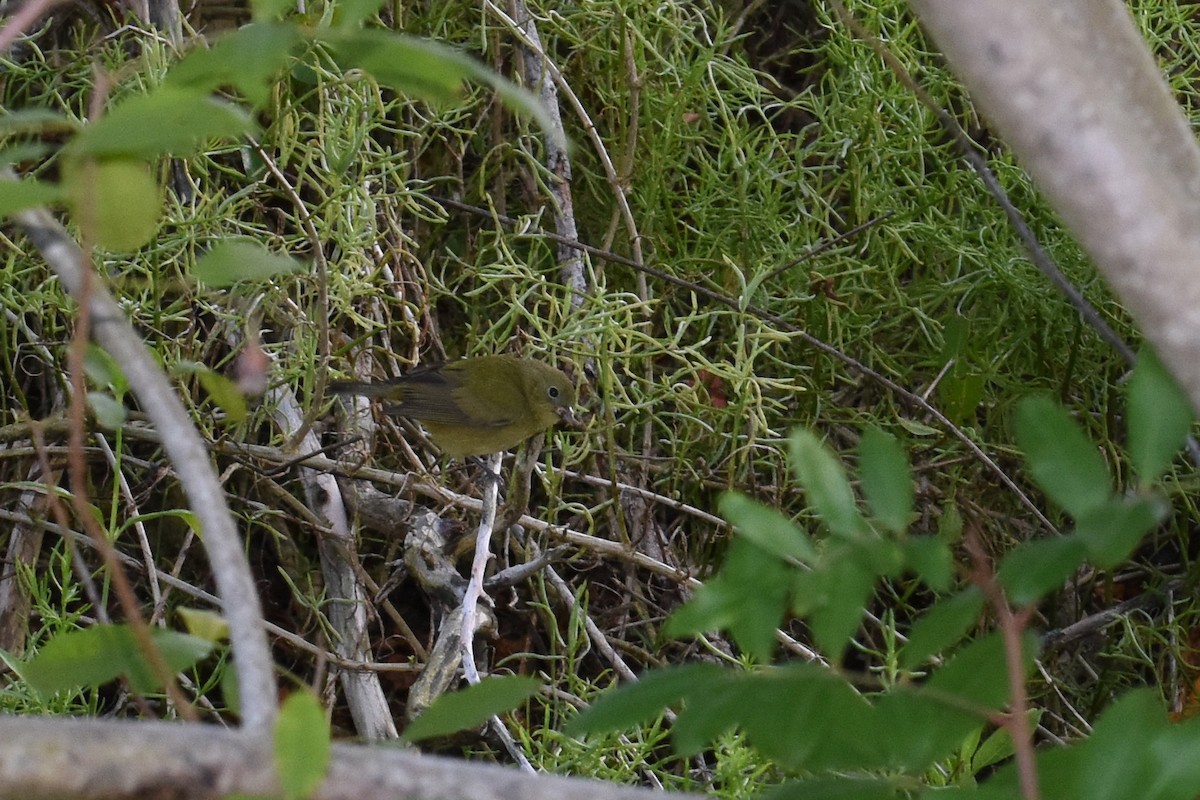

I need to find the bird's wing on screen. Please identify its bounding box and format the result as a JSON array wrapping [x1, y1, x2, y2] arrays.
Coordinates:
[[386, 363, 520, 428]]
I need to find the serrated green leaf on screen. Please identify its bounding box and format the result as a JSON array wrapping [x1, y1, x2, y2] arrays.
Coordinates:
[[670, 664, 875, 771], [807, 546, 875, 660], [900, 588, 983, 669], [193, 239, 305, 287], [902, 535, 953, 591], [873, 688, 981, 771], [0, 176, 63, 216], [1015, 395, 1111, 518], [402, 675, 542, 742], [325, 30, 475, 104], [72, 88, 255, 158], [666, 537, 791, 662], [927, 631, 1037, 709], [719, 491, 816, 562], [166, 22, 302, 108], [1075, 495, 1166, 568], [790, 429, 869, 539], [1078, 690, 1162, 800], [996, 535, 1088, 606], [670, 675, 753, 757], [1128, 348, 1193, 485], [275, 691, 329, 800], [566, 664, 728, 737], [322, 30, 556, 144], [24, 625, 213, 695], [858, 427, 913, 534], [739, 665, 875, 771]]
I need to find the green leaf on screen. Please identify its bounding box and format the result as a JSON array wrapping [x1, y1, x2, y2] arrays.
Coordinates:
[[899, 588, 983, 669], [322, 29, 556, 143], [805, 547, 876, 660], [250, 0, 295, 21], [971, 709, 1040, 773], [858, 427, 913, 534], [738, 665, 875, 771], [939, 500, 963, 542], [402, 675, 542, 742], [84, 343, 128, 396], [940, 314, 970, 362], [275, 692, 329, 800], [666, 537, 791, 662], [875, 633, 1036, 772], [996, 534, 1088, 607], [166, 22, 302, 108], [897, 418, 939, 437], [1015, 395, 1111, 518], [198, 370, 249, 424], [1075, 495, 1166, 568], [25, 625, 213, 694], [1142, 709, 1200, 798], [565, 664, 727, 737], [175, 361, 250, 424], [177, 608, 229, 643], [926, 631, 1036, 709], [193, 239, 305, 287], [669, 664, 875, 771], [64, 157, 161, 251], [669, 674, 754, 756], [325, 30, 478, 104], [72, 87, 256, 158], [873, 688, 982, 772], [86, 391, 127, 429], [1078, 690, 1162, 800], [789, 429, 869, 539], [902, 535, 954, 591], [331, 0, 386, 27], [719, 491, 816, 562], [1127, 348, 1193, 485], [0, 176, 63, 216], [938, 371, 985, 427]]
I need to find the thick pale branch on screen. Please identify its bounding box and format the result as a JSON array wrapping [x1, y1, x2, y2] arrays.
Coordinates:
[[907, 0, 1200, 408]]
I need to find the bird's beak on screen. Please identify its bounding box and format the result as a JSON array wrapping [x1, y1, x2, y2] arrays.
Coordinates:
[[557, 406, 583, 428]]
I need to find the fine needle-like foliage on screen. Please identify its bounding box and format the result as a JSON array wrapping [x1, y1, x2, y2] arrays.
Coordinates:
[[3, 0, 1200, 798], [571, 347, 1194, 798]]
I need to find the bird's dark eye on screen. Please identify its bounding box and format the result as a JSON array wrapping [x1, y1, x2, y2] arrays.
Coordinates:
[[547, 385, 561, 400]]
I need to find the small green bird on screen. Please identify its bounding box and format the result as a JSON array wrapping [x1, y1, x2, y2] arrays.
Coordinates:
[[329, 355, 576, 458]]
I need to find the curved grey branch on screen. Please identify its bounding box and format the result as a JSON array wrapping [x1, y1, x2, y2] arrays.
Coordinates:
[[12, 204, 277, 732]]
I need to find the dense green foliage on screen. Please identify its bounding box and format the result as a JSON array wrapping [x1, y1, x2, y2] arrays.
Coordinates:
[[3, 0, 1200, 797]]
